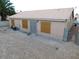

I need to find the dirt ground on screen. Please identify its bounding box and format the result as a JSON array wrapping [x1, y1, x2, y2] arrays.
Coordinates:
[[0, 29, 79, 59]]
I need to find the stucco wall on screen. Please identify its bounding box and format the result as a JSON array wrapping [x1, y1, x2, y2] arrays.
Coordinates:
[[9, 20, 12, 27], [51, 22, 65, 40], [19, 20, 30, 32], [0, 16, 1, 20], [9, 19, 66, 41], [37, 21, 66, 40], [9, 19, 30, 32], [66, 19, 73, 30], [66, 14, 74, 30]]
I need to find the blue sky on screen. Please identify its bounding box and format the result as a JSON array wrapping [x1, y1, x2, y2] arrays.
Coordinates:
[[11, 0, 79, 14]]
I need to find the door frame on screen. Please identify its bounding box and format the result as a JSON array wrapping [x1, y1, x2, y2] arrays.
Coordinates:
[[20, 20, 30, 32], [30, 20, 37, 33], [37, 21, 51, 37]]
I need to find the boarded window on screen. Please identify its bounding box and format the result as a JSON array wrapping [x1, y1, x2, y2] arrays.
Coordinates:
[[22, 20, 28, 29], [11, 20, 15, 26], [41, 21, 51, 33]]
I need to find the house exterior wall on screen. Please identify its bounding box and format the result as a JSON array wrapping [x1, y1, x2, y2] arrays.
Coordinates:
[[9, 20, 12, 27], [8, 8, 74, 41], [66, 19, 74, 30], [9, 19, 66, 41], [51, 22, 66, 40], [9, 19, 30, 33], [66, 11, 74, 30], [37, 21, 66, 40], [63, 11, 74, 41], [0, 16, 1, 20], [20, 20, 30, 32], [63, 19, 74, 41]]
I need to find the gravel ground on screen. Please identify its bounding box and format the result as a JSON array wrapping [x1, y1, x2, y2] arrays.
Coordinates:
[[0, 29, 79, 59]]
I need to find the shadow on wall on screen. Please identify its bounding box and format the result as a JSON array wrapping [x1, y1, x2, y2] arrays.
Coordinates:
[[0, 16, 1, 21], [67, 24, 78, 42]]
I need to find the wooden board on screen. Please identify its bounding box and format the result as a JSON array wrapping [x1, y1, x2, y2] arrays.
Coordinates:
[[22, 20, 28, 29], [41, 21, 51, 33]]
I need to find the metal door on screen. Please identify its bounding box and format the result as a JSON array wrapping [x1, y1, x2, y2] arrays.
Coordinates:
[[30, 20, 37, 33]]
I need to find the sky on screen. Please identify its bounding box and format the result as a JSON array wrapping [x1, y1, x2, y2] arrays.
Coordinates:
[[11, 0, 79, 14]]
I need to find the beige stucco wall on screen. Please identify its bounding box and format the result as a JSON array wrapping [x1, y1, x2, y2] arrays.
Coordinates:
[[66, 19, 74, 31], [0, 16, 1, 20], [9, 19, 66, 40], [9, 19, 30, 32], [51, 22, 66, 40], [9, 20, 12, 27], [37, 21, 66, 40], [66, 14, 74, 30], [20, 20, 30, 32]]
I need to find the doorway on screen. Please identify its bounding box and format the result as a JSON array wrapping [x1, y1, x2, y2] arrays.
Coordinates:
[[30, 20, 37, 33]]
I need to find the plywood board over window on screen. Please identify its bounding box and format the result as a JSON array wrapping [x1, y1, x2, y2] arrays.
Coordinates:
[[11, 20, 15, 26], [41, 21, 51, 33], [22, 20, 28, 29]]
